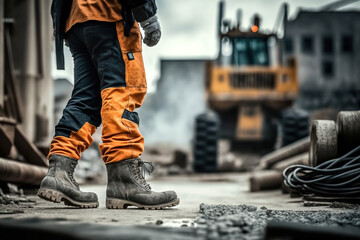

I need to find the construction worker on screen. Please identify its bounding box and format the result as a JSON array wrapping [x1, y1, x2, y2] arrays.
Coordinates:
[[37, 0, 179, 209]]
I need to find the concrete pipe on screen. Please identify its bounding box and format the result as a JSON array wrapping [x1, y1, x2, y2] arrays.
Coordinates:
[[249, 170, 282, 192], [309, 120, 337, 167], [0, 158, 47, 185], [337, 111, 360, 155]]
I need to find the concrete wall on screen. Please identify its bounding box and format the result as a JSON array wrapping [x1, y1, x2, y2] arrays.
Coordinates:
[[283, 11, 360, 110]]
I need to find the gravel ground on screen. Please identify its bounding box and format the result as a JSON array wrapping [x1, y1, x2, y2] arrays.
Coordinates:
[[195, 203, 360, 240], [2, 174, 360, 239]]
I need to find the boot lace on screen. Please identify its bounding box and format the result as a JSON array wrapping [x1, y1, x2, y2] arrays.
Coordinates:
[[132, 159, 154, 191], [68, 161, 79, 189]]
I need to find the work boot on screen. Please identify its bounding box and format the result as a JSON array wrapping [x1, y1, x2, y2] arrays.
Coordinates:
[[37, 154, 99, 208], [106, 158, 179, 209]]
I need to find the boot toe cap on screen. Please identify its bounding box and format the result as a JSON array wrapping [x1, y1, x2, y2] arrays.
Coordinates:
[[82, 192, 98, 202], [163, 190, 177, 202]]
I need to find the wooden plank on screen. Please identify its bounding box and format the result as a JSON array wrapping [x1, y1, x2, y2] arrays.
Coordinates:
[[3, 96, 15, 119], [0, 116, 16, 136], [14, 126, 48, 167], [0, 126, 12, 156], [0, 117, 16, 159]]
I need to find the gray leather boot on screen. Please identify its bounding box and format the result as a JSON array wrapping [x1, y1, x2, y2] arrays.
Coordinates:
[[106, 158, 179, 209], [37, 154, 99, 208]]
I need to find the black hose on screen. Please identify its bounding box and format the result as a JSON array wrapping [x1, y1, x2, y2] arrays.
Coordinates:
[[283, 145, 360, 197]]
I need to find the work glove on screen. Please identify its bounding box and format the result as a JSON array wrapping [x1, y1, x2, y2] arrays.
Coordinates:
[[140, 15, 161, 47]]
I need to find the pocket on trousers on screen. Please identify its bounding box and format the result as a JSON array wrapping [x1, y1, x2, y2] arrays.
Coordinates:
[[115, 21, 146, 88], [116, 21, 142, 53]]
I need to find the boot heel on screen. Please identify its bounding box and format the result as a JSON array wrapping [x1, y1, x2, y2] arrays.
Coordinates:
[[106, 198, 129, 209]]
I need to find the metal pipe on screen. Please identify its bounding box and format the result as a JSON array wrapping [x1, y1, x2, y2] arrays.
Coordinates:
[[258, 137, 310, 169], [0, 157, 47, 185], [249, 170, 282, 192], [273, 152, 309, 172]]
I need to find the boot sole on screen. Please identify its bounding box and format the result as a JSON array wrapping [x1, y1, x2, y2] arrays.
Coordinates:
[[37, 188, 99, 208], [106, 197, 180, 210]]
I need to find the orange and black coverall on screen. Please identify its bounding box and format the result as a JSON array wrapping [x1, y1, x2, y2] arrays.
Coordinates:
[[49, 0, 156, 164]]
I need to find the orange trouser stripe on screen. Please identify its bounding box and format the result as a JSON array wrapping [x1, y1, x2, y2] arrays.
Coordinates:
[[99, 88, 145, 164], [99, 22, 147, 164], [48, 122, 96, 160]]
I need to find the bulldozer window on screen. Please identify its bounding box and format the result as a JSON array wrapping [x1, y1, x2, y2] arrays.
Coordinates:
[[232, 38, 269, 66]]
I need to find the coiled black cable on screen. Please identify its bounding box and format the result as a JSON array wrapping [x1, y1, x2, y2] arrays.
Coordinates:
[[283, 145, 360, 197]]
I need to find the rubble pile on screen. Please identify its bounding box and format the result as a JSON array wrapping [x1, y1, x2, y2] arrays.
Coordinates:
[[0, 185, 35, 214], [195, 204, 360, 240]]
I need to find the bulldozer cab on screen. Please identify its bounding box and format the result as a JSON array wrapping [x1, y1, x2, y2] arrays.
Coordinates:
[[220, 35, 270, 67], [231, 37, 269, 66], [217, 13, 272, 68]]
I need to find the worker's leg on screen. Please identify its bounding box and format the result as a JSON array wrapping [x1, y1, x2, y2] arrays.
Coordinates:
[[38, 24, 100, 208], [82, 21, 178, 209], [48, 25, 102, 160], [81, 21, 146, 164]]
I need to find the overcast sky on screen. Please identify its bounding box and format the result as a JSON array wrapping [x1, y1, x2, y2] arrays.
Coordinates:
[[52, 0, 360, 92]]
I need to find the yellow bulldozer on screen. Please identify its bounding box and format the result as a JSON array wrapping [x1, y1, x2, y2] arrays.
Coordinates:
[[193, 1, 302, 172]]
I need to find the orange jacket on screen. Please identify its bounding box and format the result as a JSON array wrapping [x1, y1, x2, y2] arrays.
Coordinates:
[[65, 0, 124, 32], [51, 0, 157, 69]]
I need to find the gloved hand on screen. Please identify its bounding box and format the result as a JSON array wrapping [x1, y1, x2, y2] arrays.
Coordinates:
[[140, 15, 161, 47]]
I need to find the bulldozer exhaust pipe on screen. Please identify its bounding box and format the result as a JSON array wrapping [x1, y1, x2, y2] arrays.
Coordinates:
[[217, 0, 225, 64], [236, 9, 242, 29], [218, 0, 224, 36]]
